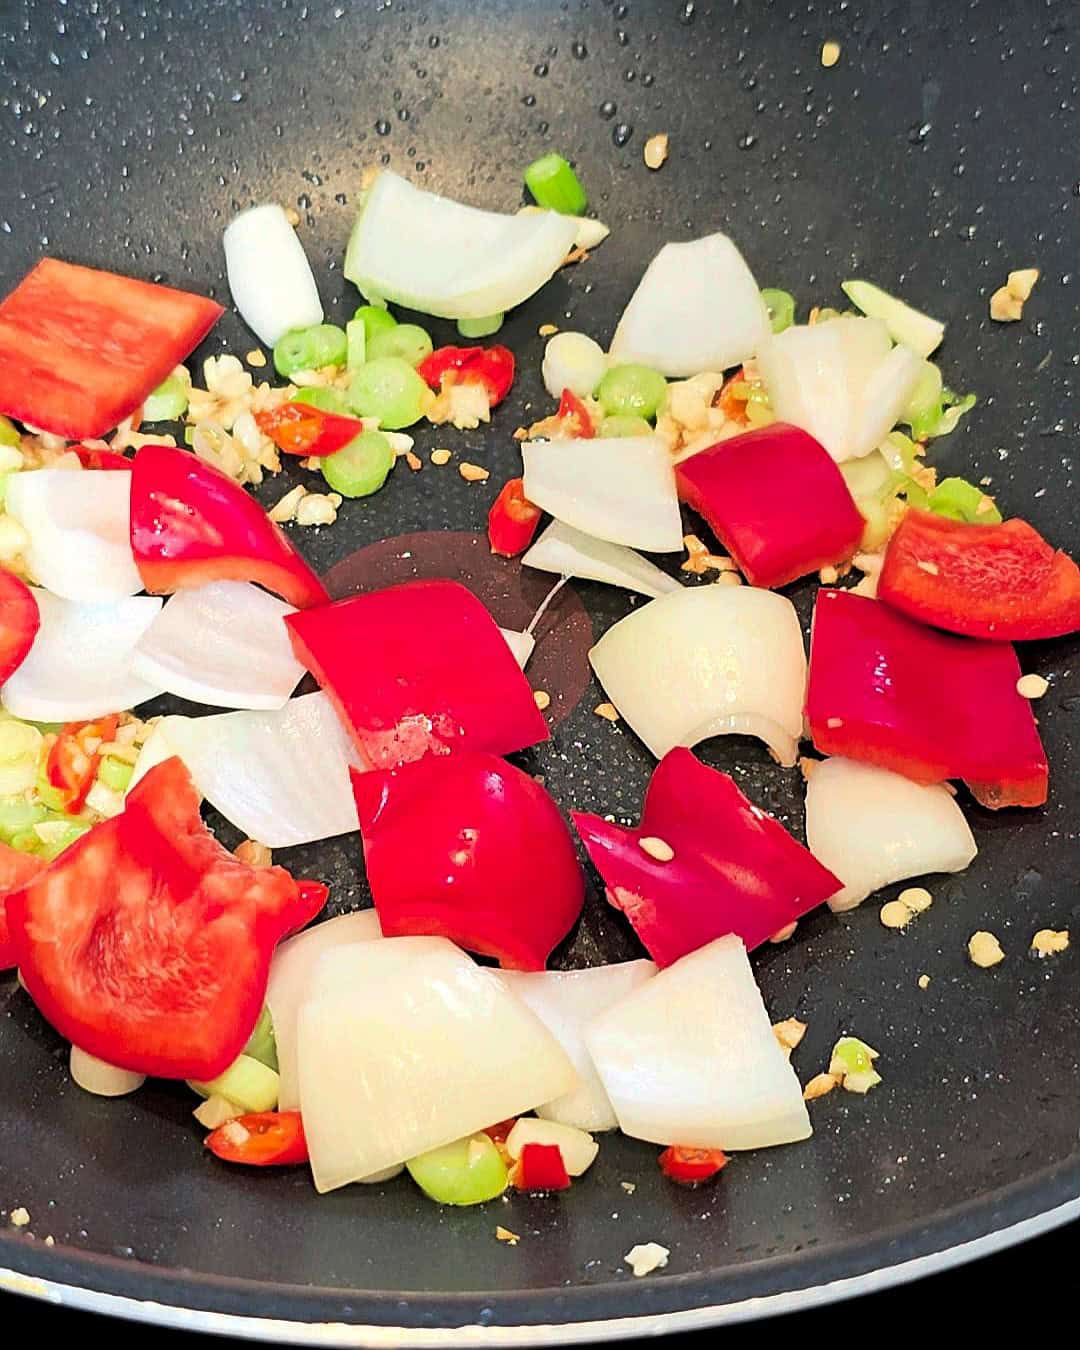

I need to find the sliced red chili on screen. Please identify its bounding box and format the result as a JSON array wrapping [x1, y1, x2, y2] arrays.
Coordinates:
[[205, 1110, 308, 1166], [658, 1145, 729, 1185], [512, 1142, 571, 1191], [417, 345, 515, 406], [487, 477, 542, 557], [254, 403, 367, 458]]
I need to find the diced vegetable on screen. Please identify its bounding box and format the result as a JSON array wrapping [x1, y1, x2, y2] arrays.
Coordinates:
[[524, 153, 588, 215], [354, 305, 398, 343], [417, 345, 515, 407], [805, 756, 977, 913], [927, 477, 1001, 524], [829, 1037, 882, 1094], [505, 1118, 598, 1177], [290, 387, 351, 415], [130, 581, 305, 711], [345, 319, 366, 370], [0, 258, 223, 439], [273, 324, 348, 378], [841, 279, 944, 358], [190, 1052, 280, 1113], [498, 963, 655, 1131], [676, 424, 865, 588], [224, 204, 323, 347], [69, 1045, 145, 1098], [1, 589, 163, 723], [522, 435, 683, 554], [585, 936, 812, 1150], [807, 588, 1048, 809], [295, 937, 576, 1191], [487, 478, 542, 558], [574, 749, 841, 964], [406, 1133, 509, 1205], [0, 840, 45, 969], [457, 314, 504, 339], [352, 752, 584, 971], [367, 322, 434, 367], [97, 755, 133, 794], [44, 715, 117, 812], [609, 234, 770, 377], [596, 364, 668, 422], [760, 288, 796, 334], [143, 372, 190, 422], [878, 511, 1079, 641], [346, 356, 430, 429], [130, 444, 329, 610], [512, 1142, 572, 1192], [320, 430, 394, 499], [205, 1110, 309, 1167], [542, 332, 606, 400], [0, 571, 39, 685], [5, 469, 143, 602], [589, 586, 807, 766], [658, 1145, 729, 1184], [344, 170, 578, 320], [522, 519, 680, 600], [255, 402, 367, 457], [285, 580, 549, 769]]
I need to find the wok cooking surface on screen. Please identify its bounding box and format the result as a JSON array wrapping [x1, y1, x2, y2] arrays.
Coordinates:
[[1, 0, 1078, 1337]]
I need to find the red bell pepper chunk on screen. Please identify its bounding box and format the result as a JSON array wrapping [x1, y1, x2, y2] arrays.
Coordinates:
[[286, 579, 548, 769], [205, 1110, 309, 1167], [807, 589, 1049, 809], [254, 403, 368, 458], [70, 444, 132, 471], [878, 509, 1080, 641], [487, 477, 543, 557], [0, 842, 46, 971], [0, 259, 222, 439], [658, 1145, 729, 1185], [512, 1142, 571, 1192], [417, 345, 515, 406], [129, 443, 328, 610], [6, 756, 316, 1079], [0, 569, 40, 685], [676, 423, 865, 589], [351, 752, 584, 970], [572, 748, 841, 967]]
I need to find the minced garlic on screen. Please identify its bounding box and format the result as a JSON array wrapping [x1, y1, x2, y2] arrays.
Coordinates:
[[1016, 673, 1049, 699], [803, 1072, 838, 1101], [625, 1242, 670, 1277], [593, 702, 620, 722], [638, 836, 674, 863], [968, 931, 1005, 968], [643, 133, 669, 170], [1031, 928, 1069, 957]]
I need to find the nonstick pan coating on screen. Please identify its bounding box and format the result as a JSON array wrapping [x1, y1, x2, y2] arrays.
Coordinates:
[[1, 0, 1078, 1339]]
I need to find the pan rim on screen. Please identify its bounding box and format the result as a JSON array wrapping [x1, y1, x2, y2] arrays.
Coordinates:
[[1, 1156, 1076, 1340]]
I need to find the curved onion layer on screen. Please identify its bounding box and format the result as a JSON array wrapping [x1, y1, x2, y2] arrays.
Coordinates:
[[609, 234, 770, 378], [70, 1045, 145, 1098], [223, 204, 324, 347], [523, 520, 681, 600], [344, 171, 579, 321], [5, 469, 142, 602], [266, 910, 384, 1111], [589, 586, 807, 765], [143, 693, 363, 848], [585, 935, 811, 1150], [498, 627, 536, 669], [296, 937, 576, 1192], [758, 317, 922, 462], [805, 756, 977, 913], [498, 961, 656, 1132], [522, 436, 683, 554], [131, 581, 305, 710], [2, 590, 164, 722]]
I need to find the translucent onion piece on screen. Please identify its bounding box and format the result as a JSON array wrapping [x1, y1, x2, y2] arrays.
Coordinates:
[[847, 343, 923, 461], [127, 719, 179, 792], [589, 586, 807, 764], [609, 234, 770, 378], [224, 204, 324, 347], [156, 693, 363, 849], [266, 910, 384, 1110], [70, 1045, 145, 1098], [498, 627, 536, 669], [344, 171, 579, 321], [522, 436, 683, 554], [1, 590, 164, 722], [805, 756, 977, 913], [523, 520, 680, 600], [498, 961, 656, 1131], [517, 207, 610, 251], [585, 935, 811, 1150], [131, 581, 306, 710], [297, 937, 576, 1192], [5, 469, 142, 601]]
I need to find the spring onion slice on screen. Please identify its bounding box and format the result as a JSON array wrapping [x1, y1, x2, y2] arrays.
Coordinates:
[[841, 279, 944, 358], [524, 153, 588, 215], [928, 476, 1001, 524], [523, 520, 680, 600]]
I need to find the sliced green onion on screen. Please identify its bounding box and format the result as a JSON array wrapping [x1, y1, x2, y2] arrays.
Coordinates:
[[33, 767, 70, 815], [879, 430, 920, 475], [189, 1053, 280, 1113], [291, 386, 351, 415], [0, 794, 49, 844], [243, 1006, 278, 1071], [367, 322, 434, 368], [143, 372, 190, 422], [406, 1133, 508, 1206], [933, 389, 976, 438], [599, 414, 654, 438], [347, 357, 429, 430], [839, 450, 895, 502], [273, 324, 349, 378], [457, 314, 504, 339], [901, 360, 943, 435], [183, 425, 196, 447], [97, 755, 134, 793], [597, 363, 668, 421], [829, 1036, 882, 1094], [841, 279, 944, 358], [353, 304, 398, 345], [32, 818, 92, 861], [346, 319, 367, 370], [760, 288, 796, 334], [0, 415, 21, 449], [928, 476, 1001, 525], [894, 475, 929, 511], [320, 430, 395, 498], [524, 152, 588, 215], [0, 720, 43, 796]]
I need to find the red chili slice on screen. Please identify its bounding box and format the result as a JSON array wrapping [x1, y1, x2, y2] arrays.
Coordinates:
[[512, 1142, 571, 1191], [658, 1146, 729, 1185], [487, 477, 542, 557], [205, 1110, 308, 1166], [254, 403, 367, 458], [417, 345, 515, 406]]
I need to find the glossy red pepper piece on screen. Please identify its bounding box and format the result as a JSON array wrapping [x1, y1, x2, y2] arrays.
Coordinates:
[[289, 879, 330, 935], [556, 388, 595, 439], [658, 1146, 729, 1185], [807, 589, 1048, 809], [286, 579, 548, 769], [351, 752, 584, 970], [676, 423, 865, 589], [487, 477, 542, 557], [70, 444, 132, 470], [254, 403, 367, 458], [129, 443, 328, 610], [417, 345, 515, 406], [512, 1142, 571, 1192], [205, 1110, 308, 1166], [6, 757, 317, 1078], [0, 842, 46, 970], [878, 509, 1080, 641], [572, 748, 841, 967], [0, 569, 39, 685]]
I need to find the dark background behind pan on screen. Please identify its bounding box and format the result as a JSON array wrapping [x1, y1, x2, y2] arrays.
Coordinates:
[[0, 0, 1077, 1336]]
